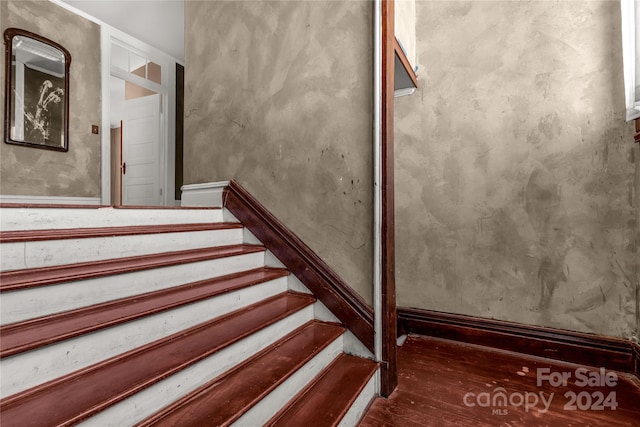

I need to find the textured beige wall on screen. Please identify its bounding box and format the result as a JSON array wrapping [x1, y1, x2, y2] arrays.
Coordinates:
[[0, 0, 101, 197], [396, 1, 639, 339], [184, 1, 374, 303]]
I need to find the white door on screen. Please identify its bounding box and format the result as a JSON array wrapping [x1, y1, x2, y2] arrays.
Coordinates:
[[122, 93, 162, 206]]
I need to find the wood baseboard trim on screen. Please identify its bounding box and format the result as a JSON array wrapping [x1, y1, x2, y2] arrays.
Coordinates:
[[398, 307, 638, 377], [633, 342, 640, 379], [223, 180, 374, 353], [0, 195, 101, 206]]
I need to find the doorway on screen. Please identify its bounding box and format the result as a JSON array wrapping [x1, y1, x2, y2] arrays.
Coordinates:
[[101, 27, 176, 206], [110, 75, 162, 206]]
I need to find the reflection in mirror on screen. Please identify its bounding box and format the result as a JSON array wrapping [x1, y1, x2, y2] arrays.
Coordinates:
[[4, 28, 71, 151]]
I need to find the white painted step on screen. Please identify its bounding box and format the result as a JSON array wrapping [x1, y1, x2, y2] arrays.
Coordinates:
[[338, 370, 379, 427], [0, 276, 288, 398], [0, 207, 226, 231], [233, 335, 344, 426], [77, 305, 316, 427], [1, 227, 244, 271], [1, 251, 265, 325]]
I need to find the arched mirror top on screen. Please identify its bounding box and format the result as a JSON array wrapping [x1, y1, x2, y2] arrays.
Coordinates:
[[4, 28, 71, 151]]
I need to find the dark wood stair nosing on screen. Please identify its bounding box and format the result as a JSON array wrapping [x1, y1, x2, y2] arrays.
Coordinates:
[[0, 244, 266, 292], [266, 353, 379, 427], [0, 222, 243, 243], [0, 267, 290, 359], [112, 205, 222, 210], [0, 203, 221, 210], [0, 291, 316, 427], [137, 320, 346, 427]]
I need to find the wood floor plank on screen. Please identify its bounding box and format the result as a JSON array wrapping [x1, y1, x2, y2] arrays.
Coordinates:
[[359, 335, 640, 427]]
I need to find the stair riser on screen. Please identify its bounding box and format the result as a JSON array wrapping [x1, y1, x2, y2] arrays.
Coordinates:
[[1, 252, 265, 325], [337, 370, 378, 427], [0, 277, 288, 398], [233, 336, 344, 427], [0, 208, 225, 231], [1, 229, 244, 271], [77, 306, 315, 427], [0, 202, 378, 427]]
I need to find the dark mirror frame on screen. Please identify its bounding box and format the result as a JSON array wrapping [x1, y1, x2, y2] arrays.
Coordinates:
[[3, 28, 71, 152]]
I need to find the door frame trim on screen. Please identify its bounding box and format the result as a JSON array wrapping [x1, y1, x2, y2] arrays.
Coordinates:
[[100, 25, 177, 206]]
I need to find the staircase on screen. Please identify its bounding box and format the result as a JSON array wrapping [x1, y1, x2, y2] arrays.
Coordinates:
[[0, 204, 378, 426]]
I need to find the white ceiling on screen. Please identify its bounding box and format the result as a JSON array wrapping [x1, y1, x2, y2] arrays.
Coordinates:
[[61, 0, 185, 61]]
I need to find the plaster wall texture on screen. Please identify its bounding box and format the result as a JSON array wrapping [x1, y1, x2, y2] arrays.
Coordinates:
[[396, 1, 639, 339], [0, 0, 101, 198], [184, 0, 374, 303]]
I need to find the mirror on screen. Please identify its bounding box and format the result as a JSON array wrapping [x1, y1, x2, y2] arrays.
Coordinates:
[[4, 28, 71, 151]]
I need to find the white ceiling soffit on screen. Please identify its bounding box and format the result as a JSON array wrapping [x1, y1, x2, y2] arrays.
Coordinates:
[[61, 0, 184, 62]]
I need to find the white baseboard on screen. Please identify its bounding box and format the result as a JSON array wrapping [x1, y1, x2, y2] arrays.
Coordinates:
[[180, 181, 230, 207], [0, 195, 102, 205]]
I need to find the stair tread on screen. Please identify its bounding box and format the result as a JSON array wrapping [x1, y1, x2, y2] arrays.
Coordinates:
[[0, 267, 289, 358], [0, 222, 242, 243], [0, 291, 315, 427], [266, 353, 378, 427], [138, 321, 345, 427], [0, 244, 264, 292]]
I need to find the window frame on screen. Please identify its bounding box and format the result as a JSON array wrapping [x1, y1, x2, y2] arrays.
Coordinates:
[[622, 0, 640, 121]]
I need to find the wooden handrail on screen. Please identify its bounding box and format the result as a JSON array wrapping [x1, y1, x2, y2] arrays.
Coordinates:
[[223, 181, 375, 353]]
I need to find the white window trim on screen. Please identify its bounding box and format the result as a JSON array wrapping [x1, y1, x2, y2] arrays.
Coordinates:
[[622, 0, 640, 121]]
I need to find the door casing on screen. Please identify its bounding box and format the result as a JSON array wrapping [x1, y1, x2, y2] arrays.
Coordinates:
[[100, 25, 178, 206]]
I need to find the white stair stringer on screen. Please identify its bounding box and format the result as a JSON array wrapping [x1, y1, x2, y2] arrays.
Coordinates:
[[338, 369, 380, 427], [313, 300, 374, 360], [246, 227, 374, 361]]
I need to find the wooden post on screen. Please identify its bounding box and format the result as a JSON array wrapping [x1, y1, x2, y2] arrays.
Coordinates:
[[380, 0, 398, 397]]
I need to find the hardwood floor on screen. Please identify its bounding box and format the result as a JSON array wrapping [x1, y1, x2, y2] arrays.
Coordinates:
[[360, 335, 640, 427]]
